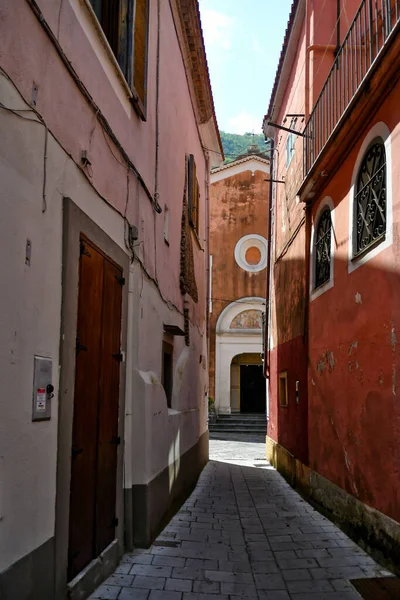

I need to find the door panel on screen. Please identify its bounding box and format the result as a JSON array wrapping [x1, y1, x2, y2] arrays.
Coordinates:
[[95, 259, 123, 555], [68, 240, 104, 580], [68, 237, 123, 580]]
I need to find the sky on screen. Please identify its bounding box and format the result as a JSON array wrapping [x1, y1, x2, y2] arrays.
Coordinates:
[[198, 0, 293, 135]]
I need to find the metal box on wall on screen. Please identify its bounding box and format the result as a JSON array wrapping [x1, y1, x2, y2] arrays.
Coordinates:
[[32, 355, 53, 421]]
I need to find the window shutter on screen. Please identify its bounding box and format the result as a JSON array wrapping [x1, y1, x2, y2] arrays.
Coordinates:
[[188, 154, 195, 224], [133, 0, 149, 114]]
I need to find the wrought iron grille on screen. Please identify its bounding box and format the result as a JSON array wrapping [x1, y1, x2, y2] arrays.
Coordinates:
[[315, 209, 332, 288], [355, 140, 386, 254], [304, 0, 399, 176]]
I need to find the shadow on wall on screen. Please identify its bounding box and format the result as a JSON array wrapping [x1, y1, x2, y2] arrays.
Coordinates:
[[131, 377, 208, 550], [268, 249, 400, 525]]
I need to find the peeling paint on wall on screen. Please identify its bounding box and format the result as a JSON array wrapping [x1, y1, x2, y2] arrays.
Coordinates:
[[348, 341, 358, 355], [355, 292, 362, 304], [390, 326, 397, 351], [392, 365, 397, 396], [348, 360, 359, 372]]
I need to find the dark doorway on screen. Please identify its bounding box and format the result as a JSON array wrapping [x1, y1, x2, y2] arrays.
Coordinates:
[[240, 365, 265, 413], [68, 235, 123, 581]]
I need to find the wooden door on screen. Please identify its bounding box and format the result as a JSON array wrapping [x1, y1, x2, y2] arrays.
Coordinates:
[[68, 236, 123, 581]]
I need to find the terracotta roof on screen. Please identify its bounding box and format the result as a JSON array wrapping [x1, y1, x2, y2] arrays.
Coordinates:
[[211, 154, 270, 174], [263, 0, 300, 124], [177, 0, 224, 158]]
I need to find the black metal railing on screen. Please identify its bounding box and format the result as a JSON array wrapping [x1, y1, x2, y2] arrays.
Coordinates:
[[304, 0, 400, 176]]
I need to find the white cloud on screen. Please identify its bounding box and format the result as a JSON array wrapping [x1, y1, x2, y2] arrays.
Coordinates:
[[227, 110, 263, 135], [200, 9, 235, 50]]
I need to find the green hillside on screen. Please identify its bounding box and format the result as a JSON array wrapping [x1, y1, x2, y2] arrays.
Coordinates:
[[220, 131, 268, 163]]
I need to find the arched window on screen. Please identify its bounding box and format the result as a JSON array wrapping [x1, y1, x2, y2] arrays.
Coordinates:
[[355, 139, 386, 255], [315, 208, 331, 289]]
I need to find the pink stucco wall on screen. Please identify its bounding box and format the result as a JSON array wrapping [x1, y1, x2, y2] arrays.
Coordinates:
[[0, 0, 208, 317]]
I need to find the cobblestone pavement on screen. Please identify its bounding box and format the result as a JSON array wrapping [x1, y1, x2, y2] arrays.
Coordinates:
[[91, 437, 392, 600]]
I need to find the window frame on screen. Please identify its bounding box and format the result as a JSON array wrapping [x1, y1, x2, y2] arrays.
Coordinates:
[[279, 371, 288, 407], [348, 122, 392, 273], [314, 208, 332, 290], [286, 117, 297, 168], [353, 138, 386, 258], [188, 154, 200, 235], [161, 341, 173, 409], [87, 0, 150, 120], [310, 197, 335, 301]]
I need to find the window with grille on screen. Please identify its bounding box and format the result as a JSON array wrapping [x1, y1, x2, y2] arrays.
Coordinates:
[[355, 139, 386, 256], [315, 208, 331, 289], [286, 118, 297, 167], [89, 0, 149, 119], [188, 154, 200, 234]]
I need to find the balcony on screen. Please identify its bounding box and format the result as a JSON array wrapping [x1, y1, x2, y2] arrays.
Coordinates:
[[303, 0, 400, 178]]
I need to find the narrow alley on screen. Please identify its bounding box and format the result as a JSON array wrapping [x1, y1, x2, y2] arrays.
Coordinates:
[[91, 438, 392, 600], [2, 0, 400, 597]]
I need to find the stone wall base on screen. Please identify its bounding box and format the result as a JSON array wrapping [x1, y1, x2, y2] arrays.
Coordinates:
[[266, 436, 400, 575]]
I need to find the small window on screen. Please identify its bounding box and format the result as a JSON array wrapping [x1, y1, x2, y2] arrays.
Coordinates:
[[315, 208, 331, 289], [279, 371, 288, 407], [188, 154, 200, 234], [162, 341, 173, 408], [286, 118, 296, 167], [354, 139, 386, 256], [89, 0, 149, 119]]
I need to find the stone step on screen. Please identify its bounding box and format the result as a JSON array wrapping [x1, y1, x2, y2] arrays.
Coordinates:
[[214, 415, 265, 419], [211, 421, 266, 428], [209, 427, 266, 434], [215, 420, 266, 424]]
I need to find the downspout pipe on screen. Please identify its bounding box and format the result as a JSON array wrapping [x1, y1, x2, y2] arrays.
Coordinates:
[[205, 152, 211, 374], [264, 136, 275, 381], [336, 0, 341, 54]]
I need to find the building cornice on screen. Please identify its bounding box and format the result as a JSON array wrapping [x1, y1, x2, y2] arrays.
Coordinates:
[[174, 0, 223, 157], [211, 154, 270, 175]]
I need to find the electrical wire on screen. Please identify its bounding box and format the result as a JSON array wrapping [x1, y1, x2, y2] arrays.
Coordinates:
[[0, 99, 48, 213]]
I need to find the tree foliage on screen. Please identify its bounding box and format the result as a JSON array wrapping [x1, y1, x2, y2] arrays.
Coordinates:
[[220, 131, 267, 163]]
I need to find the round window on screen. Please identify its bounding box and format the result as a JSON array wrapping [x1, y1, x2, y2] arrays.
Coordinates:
[[234, 235, 268, 272], [245, 247, 262, 265]]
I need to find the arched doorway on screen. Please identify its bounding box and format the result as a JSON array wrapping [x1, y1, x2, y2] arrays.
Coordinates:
[[215, 297, 265, 415]]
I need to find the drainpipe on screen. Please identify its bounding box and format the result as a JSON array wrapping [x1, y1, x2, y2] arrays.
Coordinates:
[[305, 0, 311, 120], [336, 0, 341, 54], [124, 264, 135, 551], [264, 136, 275, 383], [303, 202, 312, 465], [205, 151, 211, 418], [205, 152, 211, 348]]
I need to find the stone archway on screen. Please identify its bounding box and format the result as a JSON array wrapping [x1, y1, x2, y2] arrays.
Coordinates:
[[215, 297, 265, 414]]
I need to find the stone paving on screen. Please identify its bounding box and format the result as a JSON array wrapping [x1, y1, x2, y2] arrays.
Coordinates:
[[91, 437, 393, 600]]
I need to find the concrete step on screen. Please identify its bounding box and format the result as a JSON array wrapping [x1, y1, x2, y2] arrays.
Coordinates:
[[211, 419, 267, 427], [218, 413, 265, 418], [213, 418, 266, 424], [209, 427, 266, 434]]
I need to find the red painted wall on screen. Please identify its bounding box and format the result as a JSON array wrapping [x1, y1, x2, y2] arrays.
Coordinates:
[[269, 335, 309, 464], [308, 83, 400, 522]]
